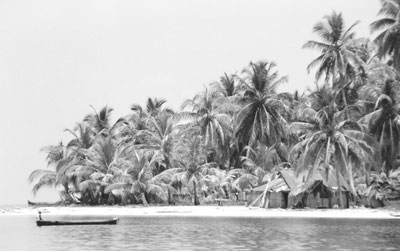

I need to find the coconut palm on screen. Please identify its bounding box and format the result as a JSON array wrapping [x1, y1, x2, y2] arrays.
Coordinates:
[[84, 105, 114, 135], [211, 73, 238, 97], [65, 123, 94, 149], [303, 11, 365, 85], [370, 0, 400, 70], [359, 80, 400, 175], [234, 60, 288, 150], [289, 99, 375, 208], [179, 88, 232, 166], [135, 111, 176, 171], [91, 137, 118, 174], [131, 97, 172, 118], [200, 168, 239, 199], [28, 143, 77, 201], [240, 142, 289, 183], [104, 150, 166, 205]]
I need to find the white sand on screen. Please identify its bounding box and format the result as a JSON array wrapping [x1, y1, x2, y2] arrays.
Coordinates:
[[1, 205, 400, 219]]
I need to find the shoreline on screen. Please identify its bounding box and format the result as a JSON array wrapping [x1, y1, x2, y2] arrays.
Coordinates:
[[1, 205, 400, 219]]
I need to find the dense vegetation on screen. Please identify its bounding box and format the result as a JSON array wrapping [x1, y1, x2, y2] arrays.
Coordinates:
[[29, 1, 400, 208]]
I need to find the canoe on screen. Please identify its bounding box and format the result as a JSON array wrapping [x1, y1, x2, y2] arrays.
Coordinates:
[[28, 200, 61, 207], [36, 218, 119, 226]]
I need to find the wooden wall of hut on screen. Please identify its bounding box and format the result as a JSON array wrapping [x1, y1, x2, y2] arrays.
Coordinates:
[[267, 192, 289, 208], [304, 191, 350, 208]]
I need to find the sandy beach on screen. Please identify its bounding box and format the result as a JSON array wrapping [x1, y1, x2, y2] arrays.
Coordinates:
[[1, 205, 400, 219]]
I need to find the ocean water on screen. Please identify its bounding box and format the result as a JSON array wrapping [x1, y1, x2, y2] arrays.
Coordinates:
[[0, 215, 399, 251]]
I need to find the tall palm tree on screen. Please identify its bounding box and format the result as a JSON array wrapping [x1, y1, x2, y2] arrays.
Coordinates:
[[370, 0, 400, 71], [359, 80, 400, 175], [28, 143, 76, 201], [211, 73, 238, 97], [138, 111, 176, 170], [234, 61, 288, 150], [179, 88, 232, 165], [304, 11, 365, 85], [289, 100, 374, 208]]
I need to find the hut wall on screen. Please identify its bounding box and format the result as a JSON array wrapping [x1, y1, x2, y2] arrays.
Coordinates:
[[268, 192, 284, 208], [304, 191, 349, 208], [248, 191, 263, 205]]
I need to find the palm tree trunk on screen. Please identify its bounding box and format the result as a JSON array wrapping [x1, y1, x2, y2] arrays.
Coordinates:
[[365, 164, 370, 186], [193, 181, 199, 206], [167, 187, 171, 205], [347, 162, 357, 197], [141, 193, 148, 206], [335, 168, 343, 208], [342, 89, 348, 120]]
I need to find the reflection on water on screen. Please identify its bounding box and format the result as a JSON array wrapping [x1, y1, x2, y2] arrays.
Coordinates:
[[0, 216, 399, 251]]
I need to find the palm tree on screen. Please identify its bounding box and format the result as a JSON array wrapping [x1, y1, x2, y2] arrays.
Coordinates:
[[303, 11, 365, 85], [132, 97, 172, 118], [244, 142, 287, 170], [104, 150, 166, 205], [84, 105, 114, 135], [166, 133, 218, 205], [370, 0, 400, 71], [136, 111, 176, 171], [289, 99, 374, 208], [200, 168, 239, 199], [211, 73, 238, 97], [179, 88, 232, 166], [359, 80, 400, 175], [234, 61, 288, 150], [91, 137, 118, 174], [65, 123, 95, 155], [28, 143, 76, 201]]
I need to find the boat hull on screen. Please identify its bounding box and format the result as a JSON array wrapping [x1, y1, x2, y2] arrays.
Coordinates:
[[36, 218, 119, 226], [28, 200, 61, 207]]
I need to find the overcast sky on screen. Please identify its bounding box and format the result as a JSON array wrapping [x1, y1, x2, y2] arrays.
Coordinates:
[[0, 0, 380, 204]]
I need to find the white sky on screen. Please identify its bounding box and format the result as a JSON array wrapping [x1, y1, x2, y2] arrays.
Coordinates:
[[0, 0, 380, 204]]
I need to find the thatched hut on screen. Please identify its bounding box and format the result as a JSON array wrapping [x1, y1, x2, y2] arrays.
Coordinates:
[[250, 169, 297, 208], [291, 169, 350, 208]]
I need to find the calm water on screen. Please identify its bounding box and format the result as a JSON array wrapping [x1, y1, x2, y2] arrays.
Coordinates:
[[0, 215, 399, 251]]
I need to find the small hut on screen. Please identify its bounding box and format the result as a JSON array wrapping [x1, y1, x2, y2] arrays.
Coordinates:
[[250, 169, 297, 208], [291, 169, 350, 208]]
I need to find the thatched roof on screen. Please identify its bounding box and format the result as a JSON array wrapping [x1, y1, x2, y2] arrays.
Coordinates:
[[253, 169, 297, 193], [292, 168, 349, 196], [280, 169, 297, 191]]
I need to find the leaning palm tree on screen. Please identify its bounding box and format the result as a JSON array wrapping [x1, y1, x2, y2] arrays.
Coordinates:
[[28, 143, 77, 201], [370, 0, 400, 71], [289, 99, 375, 208], [304, 11, 365, 85], [359, 80, 400, 175], [234, 60, 288, 150]]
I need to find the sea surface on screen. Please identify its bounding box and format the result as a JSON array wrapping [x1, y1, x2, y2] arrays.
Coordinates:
[[0, 215, 399, 251]]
